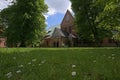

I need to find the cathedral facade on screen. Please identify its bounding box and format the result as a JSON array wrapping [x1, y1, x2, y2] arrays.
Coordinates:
[[44, 10, 77, 47]]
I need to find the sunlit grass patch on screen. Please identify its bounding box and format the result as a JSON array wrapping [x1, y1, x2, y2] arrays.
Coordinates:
[[0, 47, 120, 80]]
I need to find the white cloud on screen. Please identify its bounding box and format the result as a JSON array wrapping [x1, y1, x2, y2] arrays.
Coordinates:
[[44, 8, 56, 19], [45, 21, 48, 25], [0, 0, 72, 17], [0, 0, 11, 10], [45, 0, 72, 18]]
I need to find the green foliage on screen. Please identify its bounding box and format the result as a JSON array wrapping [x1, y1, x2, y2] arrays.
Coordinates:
[[112, 27, 120, 41], [1, 0, 48, 47], [71, 0, 104, 45], [70, 0, 120, 45], [0, 12, 6, 36], [0, 48, 120, 80], [98, 0, 120, 40], [0, 20, 5, 35]]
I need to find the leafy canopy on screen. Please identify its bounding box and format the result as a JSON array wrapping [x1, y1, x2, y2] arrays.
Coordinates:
[[70, 0, 120, 45], [1, 0, 48, 47]]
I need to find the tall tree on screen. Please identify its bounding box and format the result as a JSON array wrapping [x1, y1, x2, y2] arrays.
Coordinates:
[[98, 0, 120, 41], [70, 0, 114, 46], [0, 12, 6, 36], [1, 0, 48, 47], [0, 23, 5, 36]]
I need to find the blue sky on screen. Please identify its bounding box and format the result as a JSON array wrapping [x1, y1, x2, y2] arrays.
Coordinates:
[[0, 0, 72, 29], [46, 13, 64, 29]]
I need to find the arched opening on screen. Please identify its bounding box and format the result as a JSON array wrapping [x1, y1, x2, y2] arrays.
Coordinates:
[[53, 41, 59, 47]]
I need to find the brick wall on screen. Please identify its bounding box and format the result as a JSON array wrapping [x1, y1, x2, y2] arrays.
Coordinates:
[[0, 37, 6, 48], [61, 10, 76, 35]]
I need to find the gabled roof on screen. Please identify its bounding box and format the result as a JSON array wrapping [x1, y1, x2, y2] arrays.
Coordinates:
[[61, 10, 74, 25], [45, 25, 65, 39], [46, 25, 60, 36], [45, 27, 65, 39], [68, 33, 76, 38], [45, 27, 76, 39], [52, 28, 65, 38], [44, 10, 76, 39]]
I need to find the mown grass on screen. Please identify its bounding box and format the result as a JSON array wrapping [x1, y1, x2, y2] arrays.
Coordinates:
[[0, 47, 120, 80]]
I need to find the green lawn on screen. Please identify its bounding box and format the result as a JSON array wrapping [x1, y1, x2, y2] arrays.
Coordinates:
[[0, 48, 120, 80]]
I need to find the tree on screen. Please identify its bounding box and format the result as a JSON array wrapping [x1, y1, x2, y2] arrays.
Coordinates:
[[1, 0, 48, 47], [98, 0, 120, 41], [70, 0, 103, 46], [0, 24, 5, 36], [0, 18, 4, 34], [70, 0, 119, 46], [0, 12, 6, 36]]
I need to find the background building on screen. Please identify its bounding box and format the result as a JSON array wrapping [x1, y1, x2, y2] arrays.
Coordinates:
[[0, 37, 6, 48], [44, 10, 119, 47], [44, 10, 77, 47]]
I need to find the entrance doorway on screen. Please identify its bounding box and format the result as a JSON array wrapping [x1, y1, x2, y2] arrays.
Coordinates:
[[53, 41, 59, 47]]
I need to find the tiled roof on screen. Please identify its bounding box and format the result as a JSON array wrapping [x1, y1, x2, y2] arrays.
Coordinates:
[[45, 25, 61, 39], [51, 28, 65, 38], [45, 27, 65, 39], [45, 27, 76, 39]]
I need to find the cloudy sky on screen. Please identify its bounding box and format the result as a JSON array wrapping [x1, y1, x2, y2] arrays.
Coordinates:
[[0, 0, 72, 29]]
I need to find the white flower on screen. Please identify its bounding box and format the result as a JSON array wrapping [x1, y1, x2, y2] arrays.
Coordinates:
[[72, 65, 76, 68], [108, 56, 111, 59], [32, 59, 37, 62], [72, 71, 76, 76], [41, 60, 46, 64], [112, 57, 115, 60], [6, 72, 12, 78], [19, 65, 24, 68], [13, 57, 16, 60], [111, 17, 113, 19], [93, 60, 96, 63], [89, 17, 92, 19], [16, 70, 21, 73], [38, 64, 41, 66], [28, 62, 31, 65], [112, 54, 115, 56], [79, 7, 81, 10]]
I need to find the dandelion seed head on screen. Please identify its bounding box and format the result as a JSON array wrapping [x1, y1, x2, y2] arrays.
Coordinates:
[[19, 65, 24, 68], [112, 54, 115, 56], [112, 57, 115, 60], [72, 64, 76, 68], [72, 71, 76, 76], [89, 16, 92, 19], [28, 62, 31, 65], [16, 70, 21, 73], [93, 60, 96, 63], [6, 72, 12, 78], [41, 60, 46, 64], [13, 57, 16, 60], [38, 64, 41, 66], [32, 59, 37, 62], [108, 56, 111, 59]]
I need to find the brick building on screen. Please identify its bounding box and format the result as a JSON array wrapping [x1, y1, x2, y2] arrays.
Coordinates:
[[44, 10, 77, 47], [0, 10, 119, 47], [0, 37, 6, 48], [44, 10, 119, 47]]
